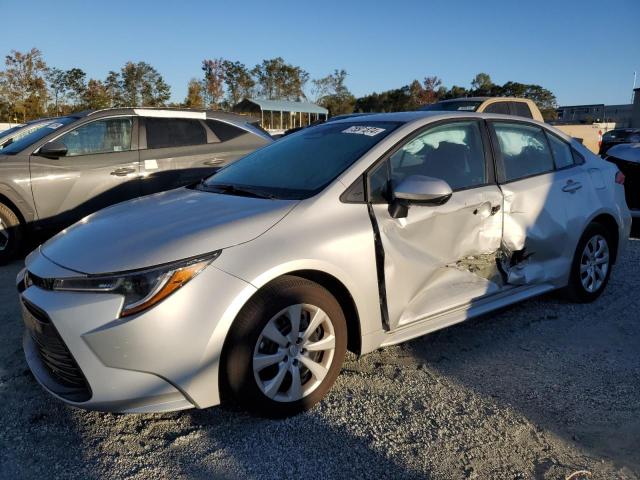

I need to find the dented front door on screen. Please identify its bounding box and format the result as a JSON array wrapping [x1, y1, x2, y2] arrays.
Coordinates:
[[368, 120, 505, 330]]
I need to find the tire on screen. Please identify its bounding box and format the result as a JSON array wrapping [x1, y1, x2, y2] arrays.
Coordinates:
[[563, 222, 613, 303], [221, 275, 347, 418], [0, 202, 23, 265]]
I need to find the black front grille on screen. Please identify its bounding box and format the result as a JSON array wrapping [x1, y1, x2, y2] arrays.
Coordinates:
[[21, 299, 91, 402]]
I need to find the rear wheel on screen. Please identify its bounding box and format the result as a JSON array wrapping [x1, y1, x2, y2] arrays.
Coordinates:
[[222, 276, 347, 418], [564, 223, 612, 302], [0, 202, 23, 265]]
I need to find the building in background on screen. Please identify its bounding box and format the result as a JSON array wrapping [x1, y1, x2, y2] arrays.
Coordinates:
[[233, 98, 328, 134], [555, 103, 633, 126]]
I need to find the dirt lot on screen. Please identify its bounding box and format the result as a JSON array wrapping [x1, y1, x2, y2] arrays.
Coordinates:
[[1, 241, 639, 480]]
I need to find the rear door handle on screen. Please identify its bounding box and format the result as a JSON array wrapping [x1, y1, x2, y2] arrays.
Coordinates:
[[110, 167, 136, 176], [562, 180, 583, 193]]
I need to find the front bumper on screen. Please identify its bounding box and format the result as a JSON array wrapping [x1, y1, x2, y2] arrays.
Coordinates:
[[18, 250, 255, 413]]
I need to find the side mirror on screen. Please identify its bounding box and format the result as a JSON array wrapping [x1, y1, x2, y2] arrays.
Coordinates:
[[389, 175, 453, 219], [37, 141, 68, 159]]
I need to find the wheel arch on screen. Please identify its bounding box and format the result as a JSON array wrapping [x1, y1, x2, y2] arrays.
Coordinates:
[[589, 212, 620, 264], [0, 191, 28, 227], [284, 269, 362, 356]]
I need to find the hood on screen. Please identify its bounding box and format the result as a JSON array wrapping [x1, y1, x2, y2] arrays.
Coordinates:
[[607, 143, 640, 164], [41, 187, 297, 274]]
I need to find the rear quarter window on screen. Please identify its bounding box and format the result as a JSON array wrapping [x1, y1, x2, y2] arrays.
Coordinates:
[[206, 120, 247, 142], [510, 102, 534, 119], [483, 102, 510, 115]]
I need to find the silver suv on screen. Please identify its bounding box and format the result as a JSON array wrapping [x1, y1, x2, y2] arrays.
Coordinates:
[[0, 108, 271, 262], [18, 111, 631, 417]]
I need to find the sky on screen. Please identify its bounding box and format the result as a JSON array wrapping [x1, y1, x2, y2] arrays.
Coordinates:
[[1, 0, 639, 106]]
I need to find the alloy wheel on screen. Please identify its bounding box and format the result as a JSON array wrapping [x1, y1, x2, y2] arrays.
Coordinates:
[[580, 234, 609, 293], [253, 304, 336, 402]]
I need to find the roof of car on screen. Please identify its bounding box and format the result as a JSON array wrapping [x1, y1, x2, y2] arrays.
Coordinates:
[[79, 107, 255, 122], [327, 110, 476, 123], [437, 97, 531, 103]]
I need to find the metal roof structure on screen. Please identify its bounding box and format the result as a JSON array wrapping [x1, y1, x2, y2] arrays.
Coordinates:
[[235, 98, 328, 115]]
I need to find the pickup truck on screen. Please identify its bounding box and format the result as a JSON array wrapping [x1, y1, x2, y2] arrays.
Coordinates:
[[420, 97, 605, 153]]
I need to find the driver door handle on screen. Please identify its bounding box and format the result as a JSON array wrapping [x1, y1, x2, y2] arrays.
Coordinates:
[[562, 179, 582, 193], [110, 167, 136, 176]]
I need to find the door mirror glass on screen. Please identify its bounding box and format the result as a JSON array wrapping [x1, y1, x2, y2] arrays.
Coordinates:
[[38, 141, 68, 159], [393, 175, 453, 204]]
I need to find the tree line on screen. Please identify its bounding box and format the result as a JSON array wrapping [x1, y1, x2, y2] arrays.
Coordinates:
[[0, 48, 558, 123], [354, 73, 558, 120]]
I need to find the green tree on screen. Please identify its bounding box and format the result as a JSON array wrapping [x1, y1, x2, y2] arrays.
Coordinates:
[[82, 79, 110, 110], [442, 85, 470, 100], [252, 57, 308, 101], [0, 48, 48, 121], [202, 59, 225, 108], [104, 70, 123, 107], [184, 78, 204, 108], [45, 67, 67, 115], [120, 61, 170, 107], [313, 69, 355, 116], [470, 72, 493, 95], [64, 67, 87, 108], [222, 60, 255, 106]]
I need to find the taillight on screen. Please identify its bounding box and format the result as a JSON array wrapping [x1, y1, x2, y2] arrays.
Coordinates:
[[615, 171, 625, 185]]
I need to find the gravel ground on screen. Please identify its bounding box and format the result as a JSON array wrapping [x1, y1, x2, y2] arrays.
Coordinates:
[[1, 241, 639, 479]]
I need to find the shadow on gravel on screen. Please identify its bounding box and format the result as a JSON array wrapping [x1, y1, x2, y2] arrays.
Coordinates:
[[0, 261, 96, 479], [402, 241, 640, 474]]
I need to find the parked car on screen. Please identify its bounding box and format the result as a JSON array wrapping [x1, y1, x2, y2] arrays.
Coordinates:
[[420, 97, 611, 154], [420, 97, 544, 121], [0, 108, 271, 262], [604, 142, 640, 216], [17, 111, 630, 417], [599, 128, 640, 156], [0, 119, 51, 150]]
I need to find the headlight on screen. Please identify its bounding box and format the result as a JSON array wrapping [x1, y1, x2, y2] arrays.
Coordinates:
[[52, 251, 220, 317]]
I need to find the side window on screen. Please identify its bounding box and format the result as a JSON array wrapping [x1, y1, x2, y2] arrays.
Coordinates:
[[145, 118, 206, 149], [493, 122, 555, 182], [546, 132, 574, 169], [368, 121, 487, 202], [484, 102, 510, 115], [206, 120, 246, 142], [510, 102, 534, 119], [58, 118, 132, 156]]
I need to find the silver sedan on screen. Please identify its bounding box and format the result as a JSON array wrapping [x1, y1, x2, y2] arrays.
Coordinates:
[[17, 111, 631, 417]]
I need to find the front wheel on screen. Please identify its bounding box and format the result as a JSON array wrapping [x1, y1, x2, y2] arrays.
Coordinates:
[[222, 276, 347, 418], [564, 223, 613, 302]]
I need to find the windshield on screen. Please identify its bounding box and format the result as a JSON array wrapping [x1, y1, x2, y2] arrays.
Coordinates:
[[2, 117, 77, 155], [420, 101, 483, 112], [0, 121, 50, 149], [201, 121, 400, 199], [0, 125, 23, 138]]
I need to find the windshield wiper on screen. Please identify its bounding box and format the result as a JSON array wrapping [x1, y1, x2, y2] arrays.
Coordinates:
[[200, 183, 276, 199]]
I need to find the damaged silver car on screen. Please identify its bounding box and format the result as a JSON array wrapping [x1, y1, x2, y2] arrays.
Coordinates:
[[18, 112, 631, 417]]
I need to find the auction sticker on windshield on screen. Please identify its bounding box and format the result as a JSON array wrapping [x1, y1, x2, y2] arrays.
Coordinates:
[[46, 123, 64, 129], [342, 126, 386, 136]]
